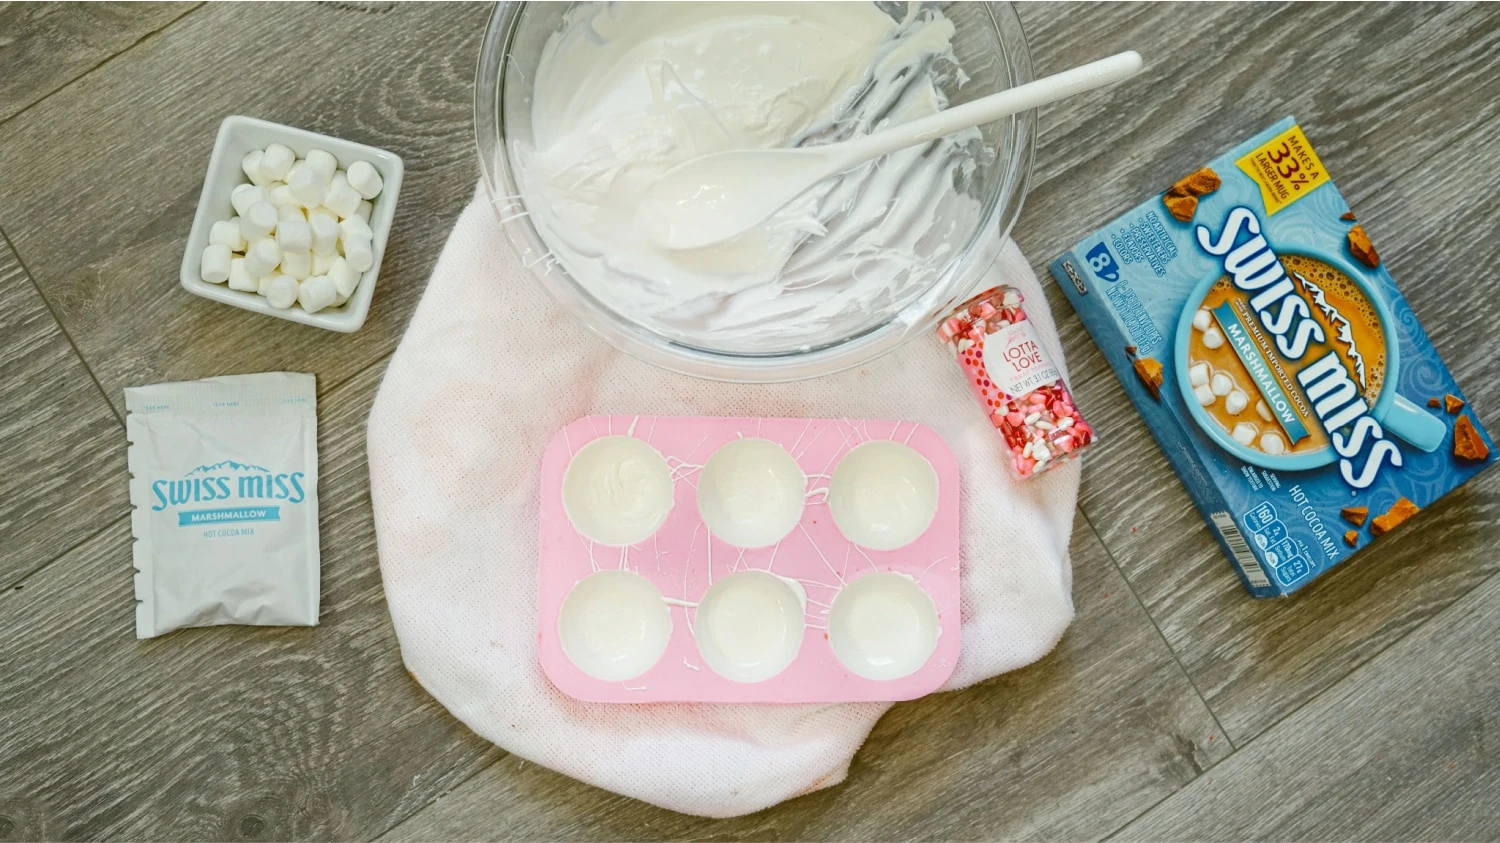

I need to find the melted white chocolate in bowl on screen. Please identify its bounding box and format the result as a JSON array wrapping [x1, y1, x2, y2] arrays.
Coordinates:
[[513, 2, 984, 353]]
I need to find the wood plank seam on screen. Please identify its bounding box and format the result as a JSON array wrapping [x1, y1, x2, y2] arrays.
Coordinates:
[[0, 3, 205, 133], [1099, 565, 1500, 842], [0, 226, 124, 430], [2, 514, 127, 595], [1073, 506, 1238, 752]]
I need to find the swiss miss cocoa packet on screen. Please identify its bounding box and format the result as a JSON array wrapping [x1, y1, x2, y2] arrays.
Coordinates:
[[125, 372, 320, 638]]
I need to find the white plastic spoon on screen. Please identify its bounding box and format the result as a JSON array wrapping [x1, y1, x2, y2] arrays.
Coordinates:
[[642, 50, 1144, 251]]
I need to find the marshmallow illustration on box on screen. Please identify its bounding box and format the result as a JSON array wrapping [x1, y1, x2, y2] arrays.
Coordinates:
[[201, 143, 382, 314]]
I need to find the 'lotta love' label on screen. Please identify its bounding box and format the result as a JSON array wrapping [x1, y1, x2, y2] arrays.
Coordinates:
[[987, 321, 1062, 397]]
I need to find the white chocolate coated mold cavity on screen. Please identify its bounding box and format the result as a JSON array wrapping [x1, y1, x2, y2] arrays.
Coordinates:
[[557, 571, 672, 681], [829, 573, 940, 680], [694, 571, 805, 683], [828, 441, 939, 551], [537, 415, 961, 703], [697, 438, 806, 548], [562, 435, 674, 546]]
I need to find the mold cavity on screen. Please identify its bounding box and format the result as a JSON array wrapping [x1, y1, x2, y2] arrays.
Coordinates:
[[562, 436, 674, 546], [694, 571, 805, 683], [828, 441, 938, 550], [829, 573, 940, 680], [558, 571, 672, 681], [697, 438, 806, 548]]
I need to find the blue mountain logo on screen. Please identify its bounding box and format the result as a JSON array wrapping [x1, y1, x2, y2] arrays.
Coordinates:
[[186, 460, 269, 476]]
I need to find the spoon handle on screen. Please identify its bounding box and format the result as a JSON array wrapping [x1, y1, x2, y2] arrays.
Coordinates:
[[832, 51, 1144, 169]]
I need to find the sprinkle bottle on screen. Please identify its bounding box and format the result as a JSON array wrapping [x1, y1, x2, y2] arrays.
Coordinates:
[[938, 286, 1095, 478]]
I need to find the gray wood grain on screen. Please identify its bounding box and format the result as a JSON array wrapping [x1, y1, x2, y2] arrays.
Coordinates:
[[0, 359, 502, 840], [0, 1, 487, 413], [0, 235, 126, 587], [380, 516, 1230, 843], [1118, 572, 1500, 841], [0, 2, 195, 124], [1012, 0, 1500, 746]]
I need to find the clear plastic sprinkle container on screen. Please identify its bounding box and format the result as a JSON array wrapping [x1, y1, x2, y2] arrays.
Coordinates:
[[939, 286, 1096, 478]]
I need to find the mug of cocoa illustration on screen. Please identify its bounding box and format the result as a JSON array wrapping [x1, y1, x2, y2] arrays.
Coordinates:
[[1174, 247, 1444, 472]]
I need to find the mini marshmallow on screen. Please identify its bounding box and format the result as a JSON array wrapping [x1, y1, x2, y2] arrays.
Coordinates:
[[244, 237, 281, 278], [227, 257, 258, 293], [309, 211, 339, 255], [338, 215, 373, 244], [1194, 384, 1216, 407], [269, 184, 298, 209], [1210, 371, 1233, 396], [323, 172, 362, 218], [313, 252, 335, 275], [241, 150, 270, 186], [200, 244, 232, 283], [265, 274, 299, 310], [1193, 308, 1212, 331], [280, 251, 312, 281], [230, 184, 266, 216], [1189, 362, 1210, 388], [277, 203, 306, 225], [257, 274, 275, 296], [241, 201, 278, 241], [1202, 327, 1225, 349], [346, 160, 383, 199], [1256, 400, 1273, 422], [1232, 422, 1258, 446], [277, 219, 312, 254], [209, 219, 245, 252], [261, 143, 296, 181], [328, 256, 359, 298], [1260, 432, 1287, 455], [298, 275, 338, 313], [289, 165, 328, 209], [1225, 389, 1249, 415], [342, 235, 373, 272], [304, 149, 337, 183], [356, 200, 373, 221]]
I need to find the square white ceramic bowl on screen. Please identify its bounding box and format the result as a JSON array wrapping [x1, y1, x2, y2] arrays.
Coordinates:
[[179, 115, 403, 332]]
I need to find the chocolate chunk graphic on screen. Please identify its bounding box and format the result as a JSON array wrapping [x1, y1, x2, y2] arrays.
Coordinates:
[[1163, 193, 1197, 222], [1133, 356, 1164, 400], [1453, 415, 1489, 462], [1171, 168, 1221, 198], [1371, 497, 1420, 536], [1348, 224, 1380, 267]]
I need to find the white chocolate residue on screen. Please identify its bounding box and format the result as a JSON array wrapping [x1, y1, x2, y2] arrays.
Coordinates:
[[514, 2, 981, 348], [562, 436, 674, 546], [828, 440, 939, 551], [697, 438, 807, 548]]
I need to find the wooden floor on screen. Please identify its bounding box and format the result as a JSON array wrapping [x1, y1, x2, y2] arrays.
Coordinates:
[[2, 3, 1497, 840]]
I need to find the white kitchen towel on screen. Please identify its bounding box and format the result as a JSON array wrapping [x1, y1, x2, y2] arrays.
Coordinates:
[[367, 189, 1080, 818]]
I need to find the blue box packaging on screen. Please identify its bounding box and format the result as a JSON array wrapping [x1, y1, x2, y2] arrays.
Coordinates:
[[1050, 117, 1495, 596]]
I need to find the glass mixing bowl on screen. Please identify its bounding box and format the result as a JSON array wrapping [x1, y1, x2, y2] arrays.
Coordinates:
[[475, 2, 1034, 382]]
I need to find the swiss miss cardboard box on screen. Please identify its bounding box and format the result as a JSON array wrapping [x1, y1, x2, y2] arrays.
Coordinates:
[[1051, 117, 1494, 597]]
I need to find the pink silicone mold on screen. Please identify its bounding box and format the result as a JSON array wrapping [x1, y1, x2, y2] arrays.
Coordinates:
[[537, 416, 961, 704]]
